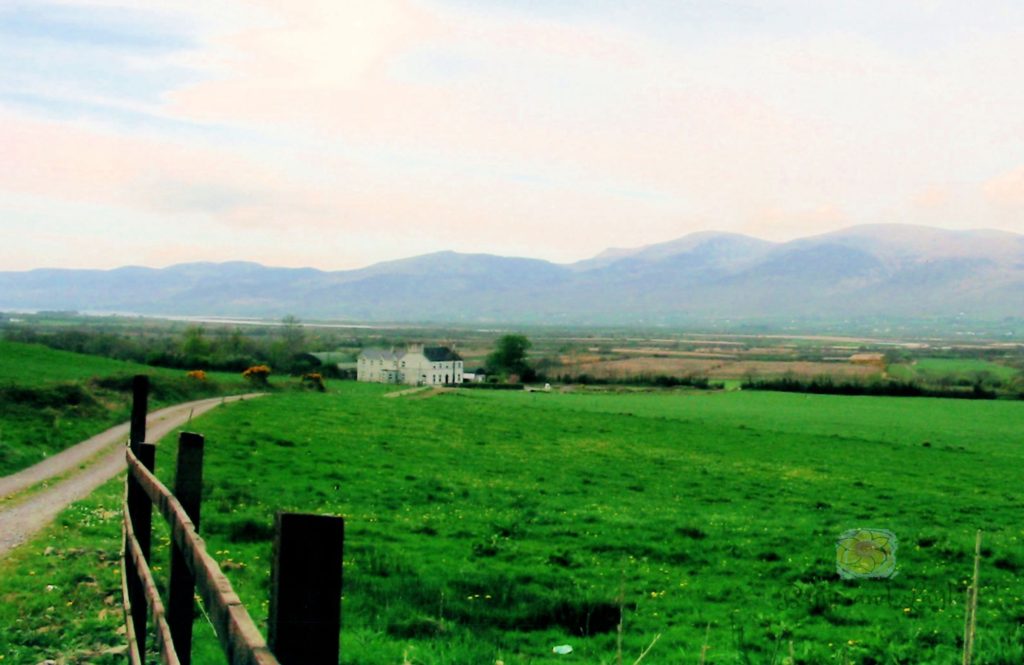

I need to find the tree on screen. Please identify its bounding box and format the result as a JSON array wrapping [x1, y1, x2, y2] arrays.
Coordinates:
[[225, 327, 248, 355], [270, 315, 306, 373], [1011, 370, 1024, 397], [181, 325, 210, 362], [279, 315, 305, 355], [486, 334, 533, 381]]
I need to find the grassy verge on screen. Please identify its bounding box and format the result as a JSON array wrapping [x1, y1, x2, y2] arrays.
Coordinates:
[[0, 479, 125, 664]]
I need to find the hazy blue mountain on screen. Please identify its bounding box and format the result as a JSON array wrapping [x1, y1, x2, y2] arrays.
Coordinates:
[[569, 231, 773, 273], [2, 225, 1022, 323]]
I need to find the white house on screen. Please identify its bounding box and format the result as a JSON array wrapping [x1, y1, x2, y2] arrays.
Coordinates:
[[357, 344, 463, 386]]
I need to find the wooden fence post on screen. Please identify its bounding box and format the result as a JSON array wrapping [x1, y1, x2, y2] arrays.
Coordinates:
[[125, 375, 150, 659], [127, 442, 156, 658], [167, 432, 205, 665], [268, 513, 345, 664], [130, 375, 148, 449]]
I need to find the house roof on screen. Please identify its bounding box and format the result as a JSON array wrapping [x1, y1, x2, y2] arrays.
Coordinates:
[[361, 346, 462, 362], [309, 351, 353, 364], [423, 346, 462, 362], [360, 348, 400, 361]]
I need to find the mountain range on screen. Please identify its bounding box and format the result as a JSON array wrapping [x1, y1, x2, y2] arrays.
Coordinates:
[[3, 224, 1023, 324]]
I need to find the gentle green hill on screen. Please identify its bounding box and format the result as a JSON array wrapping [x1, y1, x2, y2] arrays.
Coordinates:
[[0, 340, 249, 475], [0, 340, 159, 386]]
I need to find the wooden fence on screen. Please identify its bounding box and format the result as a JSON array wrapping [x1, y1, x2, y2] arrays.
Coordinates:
[[121, 375, 345, 665]]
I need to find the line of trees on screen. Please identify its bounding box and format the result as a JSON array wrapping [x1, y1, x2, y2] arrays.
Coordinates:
[[741, 375, 1000, 400], [548, 373, 720, 389], [2, 316, 325, 375]]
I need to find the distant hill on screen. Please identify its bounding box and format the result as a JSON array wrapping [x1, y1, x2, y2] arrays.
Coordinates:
[[2, 225, 1023, 324]]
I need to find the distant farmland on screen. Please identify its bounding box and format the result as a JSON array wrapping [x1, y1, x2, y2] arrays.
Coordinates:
[[557, 356, 881, 380]]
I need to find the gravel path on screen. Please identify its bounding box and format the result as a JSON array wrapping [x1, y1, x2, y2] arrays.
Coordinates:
[[0, 393, 263, 557]]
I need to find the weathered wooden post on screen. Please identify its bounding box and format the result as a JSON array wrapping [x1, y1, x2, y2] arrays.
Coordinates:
[[268, 513, 345, 664], [130, 375, 148, 450], [167, 432, 205, 665], [126, 375, 152, 658]]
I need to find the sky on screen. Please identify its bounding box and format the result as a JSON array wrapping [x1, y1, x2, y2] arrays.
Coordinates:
[[2, 0, 1024, 271]]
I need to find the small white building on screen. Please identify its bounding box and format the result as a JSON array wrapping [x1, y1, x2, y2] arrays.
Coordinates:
[[357, 344, 463, 386]]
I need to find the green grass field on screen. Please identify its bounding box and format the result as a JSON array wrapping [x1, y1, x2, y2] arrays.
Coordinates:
[[0, 340, 251, 388], [887, 358, 1019, 384], [0, 480, 125, 664], [0, 340, 162, 386], [4, 382, 1022, 664], [0, 341, 251, 476]]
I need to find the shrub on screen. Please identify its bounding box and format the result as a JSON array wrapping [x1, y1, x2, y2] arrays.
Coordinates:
[[741, 375, 997, 400], [242, 364, 271, 387], [91, 373, 219, 401], [552, 372, 720, 390], [0, 383, 100, 412], [301, 372, 326, 392]]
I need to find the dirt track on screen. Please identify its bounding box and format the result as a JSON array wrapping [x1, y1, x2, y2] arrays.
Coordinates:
[[0, 394, 263, 557]]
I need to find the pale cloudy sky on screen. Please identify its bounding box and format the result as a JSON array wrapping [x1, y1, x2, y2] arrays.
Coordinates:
[[3, 0, 1024, 270]]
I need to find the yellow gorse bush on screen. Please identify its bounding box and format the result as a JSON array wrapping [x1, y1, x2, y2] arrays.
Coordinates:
[[242, 365, 271, 385], [301, 372, 326, 391]]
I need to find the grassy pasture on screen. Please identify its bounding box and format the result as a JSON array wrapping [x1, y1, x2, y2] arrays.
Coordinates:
[[0, 341, 250, 476], [3, 383, 1024, 663], [0, 340, 159, 386], [887, 358, 1018, 384], [0, 340, 249, 388]]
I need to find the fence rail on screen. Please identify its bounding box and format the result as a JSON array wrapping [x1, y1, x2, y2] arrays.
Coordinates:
[[120, 375, 345, 665], [119, 541, 144, 665], [122, 487, 179, 665]]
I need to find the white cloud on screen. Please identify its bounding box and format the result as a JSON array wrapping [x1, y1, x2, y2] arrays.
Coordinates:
[[4, 0, 1024, 270]]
